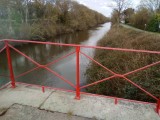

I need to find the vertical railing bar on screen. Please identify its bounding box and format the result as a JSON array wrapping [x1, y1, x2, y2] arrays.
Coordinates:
[[157, 99, 160, 115], [115, 98, 118, 105], [75, 46, 80, 100], [5, 41, 16, 88], [42, 86, 45, 93]]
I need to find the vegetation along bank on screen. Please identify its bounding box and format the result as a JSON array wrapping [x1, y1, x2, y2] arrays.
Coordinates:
[[0, 0, 109, 41], [86, 25, 160, 102], [111, 0, 160, 33]]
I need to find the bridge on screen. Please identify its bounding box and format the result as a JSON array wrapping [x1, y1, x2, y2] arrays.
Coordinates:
[[0, 39, 160, 120]]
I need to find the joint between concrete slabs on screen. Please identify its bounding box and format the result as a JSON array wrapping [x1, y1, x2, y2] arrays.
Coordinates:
[[0, 103, 19, 116], [39, 91, 55, 109], [0, 107, 9, 116]]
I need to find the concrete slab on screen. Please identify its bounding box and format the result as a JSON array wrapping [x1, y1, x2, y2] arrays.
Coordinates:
[[0, 84, 53, 114], [0, 104, 92, 120], [0, 83, 159, 120], [41, 91, 160, 120]]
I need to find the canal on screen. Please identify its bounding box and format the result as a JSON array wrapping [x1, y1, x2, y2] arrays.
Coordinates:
[[0, 22, 111, 90]]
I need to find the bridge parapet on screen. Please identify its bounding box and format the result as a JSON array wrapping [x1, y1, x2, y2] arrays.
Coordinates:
[[0, 83, 160, 120], [0, 39, 160, 116]]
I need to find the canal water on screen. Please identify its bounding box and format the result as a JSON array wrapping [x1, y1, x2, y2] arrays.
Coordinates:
[[0, 22, 111, 90]]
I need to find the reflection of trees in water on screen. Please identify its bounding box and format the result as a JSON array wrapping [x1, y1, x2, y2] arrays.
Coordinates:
[[0, 30, 90, 81], [12, 29, 97, 88], [0, 23, 111, 90], [0, 51, 9, 74], [54, 30, 89, 44]]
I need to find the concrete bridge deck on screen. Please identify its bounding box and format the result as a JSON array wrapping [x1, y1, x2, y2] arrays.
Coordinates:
[[0, 83, 159, 120]]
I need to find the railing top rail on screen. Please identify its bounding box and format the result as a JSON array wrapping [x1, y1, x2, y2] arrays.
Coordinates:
[[0, 39, 160, 115], [1, 39, 160, 54]]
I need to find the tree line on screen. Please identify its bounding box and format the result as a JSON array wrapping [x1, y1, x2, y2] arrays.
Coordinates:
[[0, 0, 108, 40], [111, 0, 160, 32]]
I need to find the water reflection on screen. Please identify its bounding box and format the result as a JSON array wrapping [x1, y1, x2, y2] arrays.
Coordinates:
[[0, 23, 111, 90]]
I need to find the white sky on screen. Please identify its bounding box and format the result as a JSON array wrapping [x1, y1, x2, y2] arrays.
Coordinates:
[[76, 0, 141, 17]]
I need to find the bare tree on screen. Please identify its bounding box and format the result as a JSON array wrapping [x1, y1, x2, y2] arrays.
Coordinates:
[[111, 9, 119, 24], [112, 0, 131, 23], [140, 0, 160, 13]]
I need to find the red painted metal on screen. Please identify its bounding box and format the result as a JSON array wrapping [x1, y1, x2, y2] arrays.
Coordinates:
[[16, 81, 156, 105], [75, 46, 80, 100], [42, 86, 45, 93], [0, 46, 6, 54], [80, 51, 116, 75], [16, 81, 75, 93], [45, 51, 76, 67], [4, 39, 160, 54], [80, 91, 156, 105], [15, 51, 76, 79], [80, 51, 158, 101], [123, 77, 158, 101], [157, 99, 160, 115], [80, 75, 116, 89], [5, 41, 16, 88], [8, 44, 75, 88], [115, 98, 118, 105], [0, 82, 11, 90], [15, 66, 40, 79], [124, 61, 160, 76], [0, 39, 159, 114]]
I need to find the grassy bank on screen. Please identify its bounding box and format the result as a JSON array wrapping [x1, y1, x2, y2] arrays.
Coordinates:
[[86, 25, 160, 102]]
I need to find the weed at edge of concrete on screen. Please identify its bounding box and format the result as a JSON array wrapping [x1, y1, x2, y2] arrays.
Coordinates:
[[67, 110, 73, 118]]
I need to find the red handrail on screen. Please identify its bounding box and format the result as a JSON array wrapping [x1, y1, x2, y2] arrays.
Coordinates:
[[3, 39, 160, 54], [0, 39, 159, 115]]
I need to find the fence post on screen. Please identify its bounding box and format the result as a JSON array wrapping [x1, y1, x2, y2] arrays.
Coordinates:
[[75, 46, 80, 100], [115, 98, 118, 105], [42, 86, 45, 93], [157, 99, 160, 115], [5, 41, 16, 88]]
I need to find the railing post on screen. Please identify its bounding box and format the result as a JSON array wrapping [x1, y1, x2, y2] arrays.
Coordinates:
[[115, 98, 118, 105], [156, 99, 160, 115], [5, 41, 16, 88], [42, 86, 45, 93], [75, 46, 80, 100]]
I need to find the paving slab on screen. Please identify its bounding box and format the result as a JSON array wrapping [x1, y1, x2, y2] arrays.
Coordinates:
[[0, 83, 160, 120], [0, 84, 53, 114], [41, 91, 160, 120], [0, 104, 92, 120]]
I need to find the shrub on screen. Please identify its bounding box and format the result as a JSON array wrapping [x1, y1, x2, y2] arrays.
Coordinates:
[[86, 25, 160, 102], [147, 14, 160, 32]]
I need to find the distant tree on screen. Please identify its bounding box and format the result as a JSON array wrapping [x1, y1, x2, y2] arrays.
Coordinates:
[[131, 8, 152, 29], [111, 9, 119, 24], [0, 0, 107, 40], [112, 0, 131, 24], [55, 0, 71, 24], [123, 8, 134, 24], [140, 0, 160, 13], [147, 13, 160, 32]]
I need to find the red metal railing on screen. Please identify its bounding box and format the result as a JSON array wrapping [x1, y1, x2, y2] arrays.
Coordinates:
[[0, 39, 160, 115]]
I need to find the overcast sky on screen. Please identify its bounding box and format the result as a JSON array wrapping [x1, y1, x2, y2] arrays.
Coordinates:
[[76, 0, 141, 17]]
